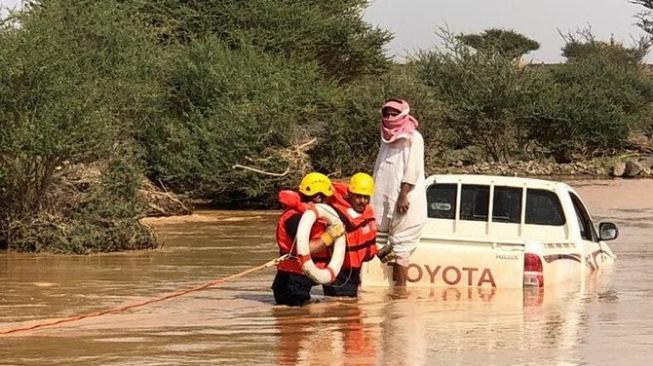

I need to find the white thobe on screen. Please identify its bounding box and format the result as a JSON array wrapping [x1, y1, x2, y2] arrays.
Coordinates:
[[371, 131, 427, 257]]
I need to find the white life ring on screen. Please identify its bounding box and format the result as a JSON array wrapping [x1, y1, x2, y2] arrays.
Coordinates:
[[296, 203, 346, 284]]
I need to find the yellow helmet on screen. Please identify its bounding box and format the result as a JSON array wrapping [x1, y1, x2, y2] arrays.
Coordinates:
[[348, 172, 374, 197], [299, 172, 333, 197]]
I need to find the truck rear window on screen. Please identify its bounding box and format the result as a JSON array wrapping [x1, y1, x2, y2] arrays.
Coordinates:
[[427, 184, 564, 226], [461, 185, 489, 221], [428, 184, 523, 223], [460, 185, 522, 223], [427, 184, 456, 219], [493, 186, 522, 223], [526, 189, 565, 226]]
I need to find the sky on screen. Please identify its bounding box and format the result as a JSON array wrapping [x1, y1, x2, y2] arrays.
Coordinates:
[[0, 0, 21, 20], [1, 0, 651, 63], [363, 0, 652, 63]]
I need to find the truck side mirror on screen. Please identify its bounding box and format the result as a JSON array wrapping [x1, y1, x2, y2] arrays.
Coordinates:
[[599, 222, 618, 241]]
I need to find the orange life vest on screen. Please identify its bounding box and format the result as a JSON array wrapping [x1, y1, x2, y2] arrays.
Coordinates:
[[330, 182, 377, 270], [275, 191, 330, 275]]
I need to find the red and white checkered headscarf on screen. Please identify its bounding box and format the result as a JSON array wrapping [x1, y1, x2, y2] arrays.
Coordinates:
[[380, 99, 419, 143]]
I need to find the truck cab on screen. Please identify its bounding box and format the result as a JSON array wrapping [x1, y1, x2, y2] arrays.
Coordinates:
[[361, 175, 618, 288]]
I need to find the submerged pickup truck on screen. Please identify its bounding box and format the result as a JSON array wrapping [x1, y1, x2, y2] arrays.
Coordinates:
[[361, 175, 618, 288]]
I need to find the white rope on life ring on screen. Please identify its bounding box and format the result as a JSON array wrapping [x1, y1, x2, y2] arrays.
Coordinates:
[[295, 203, 346, 284]]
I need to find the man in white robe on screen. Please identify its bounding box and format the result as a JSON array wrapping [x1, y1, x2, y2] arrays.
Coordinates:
[[371, 99, 427, 286]]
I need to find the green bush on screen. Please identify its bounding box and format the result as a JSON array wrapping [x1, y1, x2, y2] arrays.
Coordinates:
[[526, 35, 653, 161], [1, 0, 397, 251], [310, 64, 447, 176], [142, 38, 340, 205], [8, 154, 157, 254], [457, 28, 540, 59], [136, 0, 392, 82], [0, 0, 163, 252], [414, 31, 542, 163]]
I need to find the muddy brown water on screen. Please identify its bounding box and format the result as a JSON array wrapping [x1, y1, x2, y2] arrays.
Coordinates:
[[1, 180, 652, 365]]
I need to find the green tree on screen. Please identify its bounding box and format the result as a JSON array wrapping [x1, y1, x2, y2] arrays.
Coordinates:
[[136, 0, 393, 82], [457, 28, 540, 59], [415, 30, 541, 163], [0, 0, 397, 252], [0, 0, 162, 252], [142, 38, 340, 205], [561, 29, 649, 65], [310, 64, 447, 176], [526, 32, 653, 161]]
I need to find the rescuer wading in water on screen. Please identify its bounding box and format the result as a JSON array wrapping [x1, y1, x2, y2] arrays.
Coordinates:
[[272, 172, 345, 306], [321, 173, 377, 297]]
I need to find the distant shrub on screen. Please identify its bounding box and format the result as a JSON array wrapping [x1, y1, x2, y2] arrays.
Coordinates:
[[457, 28, 540, 59], [526, 33, 653, 162]]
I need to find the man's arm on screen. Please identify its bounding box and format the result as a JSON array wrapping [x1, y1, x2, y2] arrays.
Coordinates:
[[396, 182, 413, 214], [285, 213, 343, 253], [396, 133, 424, 214]]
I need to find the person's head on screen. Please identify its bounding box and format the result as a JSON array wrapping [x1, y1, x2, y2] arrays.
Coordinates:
[[381, 98, 409, 119], [380, 98, 418, 143], [347, 172, 374, 213], [299, 172, 333, 203]]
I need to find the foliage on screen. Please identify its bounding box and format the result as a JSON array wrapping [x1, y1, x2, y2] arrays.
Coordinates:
[[0, 0, 396, 251], [4, 0, 653, 253], [142, 38, 340, 205], [415, 30, 542, 162], [310, 64, 447, 176], [632, 0, 653, 35], [0, 0, 163, 252], [526, 33, 653, 161], [7, 153, 157, 254], [457, 28, 540, 59], [561, 29, 649, 65], [135, 0, 393, 82], [415, 28, 653, 164]]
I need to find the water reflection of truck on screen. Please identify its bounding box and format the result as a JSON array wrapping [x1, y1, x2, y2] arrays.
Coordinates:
[[361, 175, 618, 288]]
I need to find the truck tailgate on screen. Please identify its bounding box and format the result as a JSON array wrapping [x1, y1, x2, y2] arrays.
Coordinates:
[[360, 238, 525, 288]]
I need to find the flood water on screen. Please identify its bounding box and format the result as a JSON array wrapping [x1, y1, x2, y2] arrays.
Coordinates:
[[1, 179, 652, 365]]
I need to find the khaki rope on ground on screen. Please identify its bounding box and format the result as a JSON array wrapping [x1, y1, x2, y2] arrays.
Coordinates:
[[0, 258, 281, 336]]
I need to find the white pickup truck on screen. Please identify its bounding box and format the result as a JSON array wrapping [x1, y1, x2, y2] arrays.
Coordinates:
[[361, 175, 618, 288]]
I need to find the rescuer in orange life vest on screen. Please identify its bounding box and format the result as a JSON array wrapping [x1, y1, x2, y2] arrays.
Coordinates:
[[272, 172, 346, 306], [321, 173, 377, 298]]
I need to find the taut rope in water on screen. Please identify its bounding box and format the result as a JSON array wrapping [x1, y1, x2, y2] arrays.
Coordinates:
[[0, 257, 284, 336]]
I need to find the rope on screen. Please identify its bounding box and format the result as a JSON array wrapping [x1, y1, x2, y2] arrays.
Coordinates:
[[0, 257, 282, 336]]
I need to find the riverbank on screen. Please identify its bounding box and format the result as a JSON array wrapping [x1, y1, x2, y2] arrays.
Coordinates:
[[429, 154, 653, 178]]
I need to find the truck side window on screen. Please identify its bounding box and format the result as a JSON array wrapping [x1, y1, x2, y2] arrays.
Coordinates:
[[569, 192, 598, 241], [427, 184, 457, 219], [493, 186, 522, 223], [525, 189, 565, 226], [461, 185, 489, 221]]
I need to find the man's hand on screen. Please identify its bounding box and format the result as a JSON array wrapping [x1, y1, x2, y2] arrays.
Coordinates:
[[395, 182, 414, 215], [377, 244, 397, 263], [396, 192, 410, 214], [321, 223, 345, 247]]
